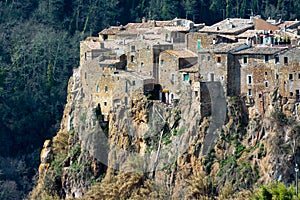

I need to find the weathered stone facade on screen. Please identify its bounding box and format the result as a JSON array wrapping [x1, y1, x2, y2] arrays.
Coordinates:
[[158, 50, 197, 102]]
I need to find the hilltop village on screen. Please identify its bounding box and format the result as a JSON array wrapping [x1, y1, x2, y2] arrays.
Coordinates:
[[33, 16, 300, 199], [80, 16, 300, 122]]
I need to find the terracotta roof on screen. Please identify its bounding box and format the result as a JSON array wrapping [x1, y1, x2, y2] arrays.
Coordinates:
[[254, 18, 279, 31], [164, 49, 197, 58]]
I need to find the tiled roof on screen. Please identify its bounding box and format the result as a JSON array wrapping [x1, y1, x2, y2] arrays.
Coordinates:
[[254, 18, 279, 31], [99, 26, 122, 35], [236, 30, 258, 38], [233, 46, 289, 55], [178, 65, 198, 73], [83, 41, 102, 49], [199, 18, 254, 35], [200, 42, 248, 53], [164, 49, 197, 58], [278, 21, 300, 29]]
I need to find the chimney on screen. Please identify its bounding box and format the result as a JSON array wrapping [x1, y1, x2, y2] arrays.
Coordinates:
[[226, 18, 230, 24], [246, 37, 252, 47], [152, 20, 156, 27]]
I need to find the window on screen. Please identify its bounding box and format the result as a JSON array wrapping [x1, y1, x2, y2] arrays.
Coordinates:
[[84, 52, 87, 60], [275, 56, 279, 64], [296, 90, 300, 98], [105, 86, 108, 93], [210, 73, 215, 82], [284, 57, 288, 65], [265, 55, 269, 63], [265, 72, 268, 76], [276, 74, 279, 79], [104, 101, 107, 106], [160, 59, 164, 67], [216, 56, 221, 63], [243, 57, 247, 64], [290, 92, 293, 97], [248, 89, 252, 96], [132, 81, 135, 86], [298, 73, 300, 80], [125, 82, 128, 92], [265, 81, 269, 88], [171, 74, 175, 83], [195, 91, 198, 97], [183, 74, 189, 82], [96, 85, 100, 92], [141, 62, 144, 67], [207, 56, 210, 61], [197, 40, 201, 52], [131, 55, 135, 63], [131, 46, 136, 52], [289, 74, 293, 80], [247, 75, 252, 85]]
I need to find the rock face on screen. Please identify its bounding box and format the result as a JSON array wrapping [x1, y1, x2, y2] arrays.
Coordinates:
[[32, 62, 300, 199]]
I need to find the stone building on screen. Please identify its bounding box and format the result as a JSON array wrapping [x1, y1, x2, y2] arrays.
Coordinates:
[[93, 69, 154, 120], [197, 42, 249, 96], [158, 49, 198, 103], [126, 39, 173, 83], [232, 46, 300, 115]]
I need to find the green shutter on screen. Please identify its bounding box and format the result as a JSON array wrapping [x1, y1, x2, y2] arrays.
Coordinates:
[[197, 40, 201, 52]]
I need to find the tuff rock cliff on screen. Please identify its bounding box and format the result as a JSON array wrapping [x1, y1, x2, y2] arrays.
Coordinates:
[[31, 63, 300, 199]]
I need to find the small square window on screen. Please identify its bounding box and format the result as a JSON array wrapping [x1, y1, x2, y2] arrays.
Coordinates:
[[216, 56, 221, 63], [248, 89, 252, 96], [265, 72, 268, 76], [247, 75, 252, 85], [105, 86, 108, 93], [284, 57, 288, 65], [289, 74, 293, 80], [275, 56, 279, 64], [276, 74, 279, 79], [160, 59, 164, 67], [265, 81, 269, 88], [265, 55, 269, 63], [131, 55, 135, 63], [131, 46, 136, 52], [104, 101, 107, 106], [290, 92, 293, 97], [243, 57, 247, 64]]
